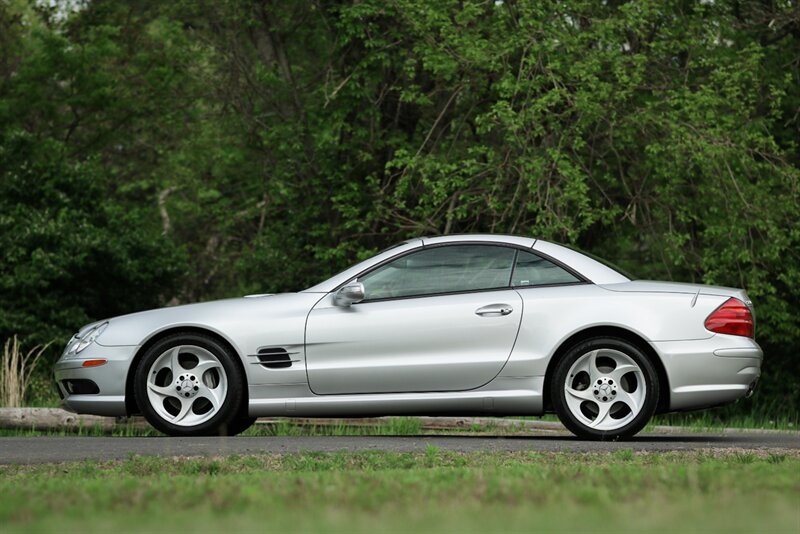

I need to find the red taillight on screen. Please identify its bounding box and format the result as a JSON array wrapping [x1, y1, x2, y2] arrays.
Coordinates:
[[704, 297, 754, 338]]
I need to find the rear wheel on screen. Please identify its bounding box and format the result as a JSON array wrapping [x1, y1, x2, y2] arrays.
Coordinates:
[[551, 337, 659, 440], [134, 333, 245, 436]]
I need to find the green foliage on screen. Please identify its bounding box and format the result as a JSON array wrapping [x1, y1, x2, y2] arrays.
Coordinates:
[[0, 130, 183, 346], [0, 0, 797, 413]]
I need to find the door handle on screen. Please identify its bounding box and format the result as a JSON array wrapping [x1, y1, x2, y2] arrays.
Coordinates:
[[475, 304, 514, 316]]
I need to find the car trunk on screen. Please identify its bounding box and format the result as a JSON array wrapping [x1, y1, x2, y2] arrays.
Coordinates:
[[599, 280, 751, 307]]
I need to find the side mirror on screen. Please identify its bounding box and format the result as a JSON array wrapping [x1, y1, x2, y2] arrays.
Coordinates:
[[333, 282, 365, 307]]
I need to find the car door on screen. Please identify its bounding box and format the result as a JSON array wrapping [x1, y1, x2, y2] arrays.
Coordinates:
[[304, 244, 524, 394]]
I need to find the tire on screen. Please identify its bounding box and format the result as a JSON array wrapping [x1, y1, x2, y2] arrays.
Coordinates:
[[134, 333, 245, 437], [551, 337, 659, 440], [222, 416, 257, 436]]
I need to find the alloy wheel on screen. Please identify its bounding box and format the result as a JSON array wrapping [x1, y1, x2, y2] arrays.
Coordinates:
[[145, 344, 229, 427], [562, 348, 647, 432]]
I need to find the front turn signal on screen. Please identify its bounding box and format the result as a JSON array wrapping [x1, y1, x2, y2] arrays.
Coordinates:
[[81, 359, 108, 368]]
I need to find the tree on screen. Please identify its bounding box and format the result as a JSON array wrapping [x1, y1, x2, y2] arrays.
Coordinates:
[[0, 0, 797, 415]]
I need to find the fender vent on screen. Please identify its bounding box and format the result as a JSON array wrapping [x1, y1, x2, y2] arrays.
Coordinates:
[[257, 347, 292, 369]]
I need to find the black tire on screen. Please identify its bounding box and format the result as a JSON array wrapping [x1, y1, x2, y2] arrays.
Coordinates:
[[134, 332, 245, 437], [222, 416, 257, 436], [551, 337, 659, 440]]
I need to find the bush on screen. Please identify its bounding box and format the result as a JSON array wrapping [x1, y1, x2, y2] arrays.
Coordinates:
[[0, 336, 50, 407]]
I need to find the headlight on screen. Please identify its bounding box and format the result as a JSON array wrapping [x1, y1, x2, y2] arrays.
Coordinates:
[[66, 322, 108, 355]]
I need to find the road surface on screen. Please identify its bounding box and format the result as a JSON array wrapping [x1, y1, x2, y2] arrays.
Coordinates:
[[1, 431, 798, 464]]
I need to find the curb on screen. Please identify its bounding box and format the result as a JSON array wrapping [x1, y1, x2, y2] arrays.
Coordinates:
[[0, 408, 148, 431]]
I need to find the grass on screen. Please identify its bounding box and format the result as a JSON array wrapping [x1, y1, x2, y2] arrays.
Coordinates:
[[0, 417, 426, 438], [1, 337, 51, 408], [253, 416, 424, 436], [651, 412, 798, 431], [1, 449, 798, 533], [0, 424, 162, 438], [2, 411, 799, 438]]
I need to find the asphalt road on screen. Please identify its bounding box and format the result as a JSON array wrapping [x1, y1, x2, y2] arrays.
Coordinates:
[[1, 431, 798, 464]]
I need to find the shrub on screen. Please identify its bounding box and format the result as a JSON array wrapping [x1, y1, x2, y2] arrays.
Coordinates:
[[0, 336, 51, 407]]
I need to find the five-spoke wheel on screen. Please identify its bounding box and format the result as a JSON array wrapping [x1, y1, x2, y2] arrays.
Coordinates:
[[551, 337, 659, 440], [134, 333, 246, 436]]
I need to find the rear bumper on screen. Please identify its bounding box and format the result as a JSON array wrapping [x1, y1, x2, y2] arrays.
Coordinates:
[[652, 334, 762, 411], [53, 344, 137, 417]]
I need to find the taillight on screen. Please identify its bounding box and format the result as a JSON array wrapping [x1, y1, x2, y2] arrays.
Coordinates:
[[704, 297, 754, 338]]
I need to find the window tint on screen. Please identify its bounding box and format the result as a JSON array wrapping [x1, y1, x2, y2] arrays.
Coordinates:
[[511, 250, 581, 286], [359, 245, 516, 299]]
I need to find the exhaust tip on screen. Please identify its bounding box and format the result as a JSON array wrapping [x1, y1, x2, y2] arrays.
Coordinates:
[[745, 379, 758, 398]]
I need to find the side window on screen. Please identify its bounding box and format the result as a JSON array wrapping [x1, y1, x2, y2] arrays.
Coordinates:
[[511, 251, 581, 287], [359, 245, 516, 300]]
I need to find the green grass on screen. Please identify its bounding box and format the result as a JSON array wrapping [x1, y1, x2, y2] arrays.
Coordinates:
[[2, 411, 799, 439], [250, 416, 424, 436], [651, 411, 798, 431], [0, 423, 162, 438], [0, 417, 427, 438], [1, 450, 798, 533]]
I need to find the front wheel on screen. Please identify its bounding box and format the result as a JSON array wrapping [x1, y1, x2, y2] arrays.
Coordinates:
[[223, 416, 257, 436], [134, 333, 245, 436], [551, 337, 659, 440]]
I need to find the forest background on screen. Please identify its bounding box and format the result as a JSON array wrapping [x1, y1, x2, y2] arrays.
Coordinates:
[[1, 0, 797, 418]]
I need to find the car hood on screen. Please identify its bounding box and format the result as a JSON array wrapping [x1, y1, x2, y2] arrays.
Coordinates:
[[95, 292, 325, 347]]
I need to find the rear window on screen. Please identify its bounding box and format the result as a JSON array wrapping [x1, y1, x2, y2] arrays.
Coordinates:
[[511, 251, 581, 287]]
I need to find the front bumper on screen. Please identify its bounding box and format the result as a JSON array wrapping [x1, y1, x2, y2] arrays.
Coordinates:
[[53, 344, 138, 416], [652, 334, 762, 412]]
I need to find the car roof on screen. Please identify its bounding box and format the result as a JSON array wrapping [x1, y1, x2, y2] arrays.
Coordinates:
[[303, 234, 628, 293], [419, 234, 536, 248]]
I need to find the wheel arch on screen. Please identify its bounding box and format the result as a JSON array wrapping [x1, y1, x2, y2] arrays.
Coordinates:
[[124, 326, 248, 416], [542, 325, 670, 415]]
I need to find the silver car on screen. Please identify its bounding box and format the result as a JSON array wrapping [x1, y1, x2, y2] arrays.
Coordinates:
[[54, 235, 762, 439]]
